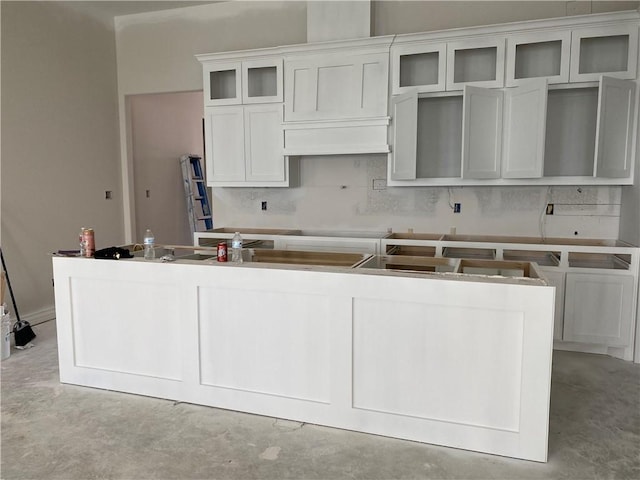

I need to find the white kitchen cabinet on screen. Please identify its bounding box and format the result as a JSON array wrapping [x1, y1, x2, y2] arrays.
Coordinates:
[[204, 104, 289, 187], [202, 58, 282, 106], [505, 31, 571, 87], [502, 79, 548, 178], [461, 86, 503, 179], [564, 272, 635, 347], [570, 24, 638, 83], [389, 86, 502, 182], [446, 37, 506, 91], [391, 43, 447, 95], [284, 50, 388, 122]]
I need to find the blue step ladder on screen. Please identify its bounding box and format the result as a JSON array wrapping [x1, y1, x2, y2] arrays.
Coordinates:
[[180, 154, 213, 233]]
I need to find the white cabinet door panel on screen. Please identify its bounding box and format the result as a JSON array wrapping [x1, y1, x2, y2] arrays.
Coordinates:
[[503, 79, 547, 178], [564, 273, 634, 347], [244, 105, 285, 182], [285, 52, 388, 122], [462, 86, 503, 179], [205, 106, 245, 183], [594, 76, 636, 178], [390, 90, 418, 180]]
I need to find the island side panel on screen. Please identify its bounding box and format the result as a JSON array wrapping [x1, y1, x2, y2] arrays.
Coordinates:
[[53, 257, 554, 462]]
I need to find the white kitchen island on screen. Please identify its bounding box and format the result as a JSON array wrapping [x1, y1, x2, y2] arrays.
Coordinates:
[[53, 254, 555, 462]]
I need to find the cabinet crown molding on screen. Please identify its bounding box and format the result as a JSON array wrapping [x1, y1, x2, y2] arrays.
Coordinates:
[[390, 10, 640, 45]]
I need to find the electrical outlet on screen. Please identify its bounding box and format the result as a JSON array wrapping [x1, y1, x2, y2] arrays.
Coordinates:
[[546, 203, 554, 215], [372, 179, 387, 190], [454, 203, 461, 213], [105, 190, 112, 200], [261, 201, 267, 211]]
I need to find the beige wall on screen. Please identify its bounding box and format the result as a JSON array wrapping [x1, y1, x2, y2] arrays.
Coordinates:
[[1, 1, 123, 321]]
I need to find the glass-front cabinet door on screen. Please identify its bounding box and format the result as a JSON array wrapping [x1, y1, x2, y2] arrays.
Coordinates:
[[446, 37, 506, 90], [391, 43, 447, 95], [505, 31, 571, 87], [570, 24, 638, 82]]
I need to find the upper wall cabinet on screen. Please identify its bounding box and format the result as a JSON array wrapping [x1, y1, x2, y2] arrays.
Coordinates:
[[204, 104, 291, 187], [570, 24, 638, 83], [201, 55, 283, 106], [388, 11, 639, 187], [505, 31, 571, 87]]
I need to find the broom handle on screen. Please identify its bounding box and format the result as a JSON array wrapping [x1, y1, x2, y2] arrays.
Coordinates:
[[0, 248, 21, 322]]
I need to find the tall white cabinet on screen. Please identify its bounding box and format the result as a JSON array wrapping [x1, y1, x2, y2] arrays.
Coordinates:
[[198, 51, 291, 187]]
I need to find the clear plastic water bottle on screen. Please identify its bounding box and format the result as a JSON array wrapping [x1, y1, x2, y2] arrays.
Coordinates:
[[143, 229, 155, 260], [1, 305, 11, 360], [231, 232, 243, 263]]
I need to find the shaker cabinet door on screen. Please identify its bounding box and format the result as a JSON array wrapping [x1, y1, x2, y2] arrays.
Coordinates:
[[205, 106, 245, 183], [244, 104, 285, 182], [389, 90, 418, 181], [594, 76, 636, 178], [502, 79, 548, 178], [461, 86, 503, 179], [563, 273, 634, 347]]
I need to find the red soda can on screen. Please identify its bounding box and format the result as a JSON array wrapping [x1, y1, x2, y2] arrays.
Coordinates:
[[82, 228, 95, 257], [217, 241, 227, 262]]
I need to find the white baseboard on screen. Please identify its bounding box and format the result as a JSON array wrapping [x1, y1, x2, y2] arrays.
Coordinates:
[[21, 306, 55, 325]]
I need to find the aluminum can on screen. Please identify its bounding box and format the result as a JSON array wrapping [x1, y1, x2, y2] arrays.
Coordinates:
[[217, 241, 227, 262], [82, 228, 95, 258]]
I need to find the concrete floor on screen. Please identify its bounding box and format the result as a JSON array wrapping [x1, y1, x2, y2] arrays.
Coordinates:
[[1, 320, 639, 480]]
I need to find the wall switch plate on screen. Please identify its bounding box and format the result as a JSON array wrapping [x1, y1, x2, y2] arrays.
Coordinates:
[[546, 203, 554, 215], [454, 203, 461, 213]]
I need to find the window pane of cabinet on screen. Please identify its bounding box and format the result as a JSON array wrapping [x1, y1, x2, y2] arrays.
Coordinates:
[[454, 47, 497, 83], [400, 52, 440, 87], [515, 41, 562, 79], [247, 66, 278, 98], [578, 35, 629, 75], [210, 70, 237, 100]]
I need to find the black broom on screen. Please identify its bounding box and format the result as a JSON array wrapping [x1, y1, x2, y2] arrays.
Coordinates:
[[0, 248, 36, 346]]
